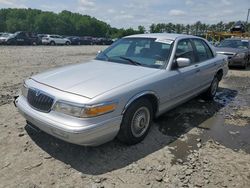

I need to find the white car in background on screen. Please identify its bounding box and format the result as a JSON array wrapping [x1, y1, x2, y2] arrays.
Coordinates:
[[0, 33, 13, 44], [42, 35, 71, 45]]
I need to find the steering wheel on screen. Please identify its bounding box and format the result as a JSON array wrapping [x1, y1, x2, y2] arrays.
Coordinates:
[[154, 54, 165, 61]]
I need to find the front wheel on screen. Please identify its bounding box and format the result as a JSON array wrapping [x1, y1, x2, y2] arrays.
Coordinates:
[[117, 98, 153, 145], [65, 41, 70, 45], [202, 75, 219, 100]]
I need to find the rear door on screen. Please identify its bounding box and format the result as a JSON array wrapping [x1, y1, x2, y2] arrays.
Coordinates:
[[191, 38, 217, 89], [52, 35, 60, 44], [57, 35, 65, 44]]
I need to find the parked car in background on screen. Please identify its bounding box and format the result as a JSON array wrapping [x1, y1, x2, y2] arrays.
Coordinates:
[[66, 36, 93, 45], [15, 33, 228, 146], [37, 34, 48, 39], [81, 36, 95, 45], [94, 37, 113, 45], [0, 33, 13, 44], [230, 21, 246, 33], [42, 35, 71, 45], [6, 31, 41, 45], [66, 36, 82, 45], [215, 38, 250, 69]]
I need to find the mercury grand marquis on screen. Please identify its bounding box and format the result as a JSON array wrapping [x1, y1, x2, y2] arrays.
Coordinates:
[[15, 33, 228, 146]]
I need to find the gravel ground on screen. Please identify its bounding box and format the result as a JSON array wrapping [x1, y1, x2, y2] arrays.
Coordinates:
[[0, 46, 250, 188]]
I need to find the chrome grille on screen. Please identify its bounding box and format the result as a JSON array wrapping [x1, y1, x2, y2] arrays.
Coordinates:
[[217, 52, 235, 59], [224, 53, 234, 59], [27, 88, 54, 112]]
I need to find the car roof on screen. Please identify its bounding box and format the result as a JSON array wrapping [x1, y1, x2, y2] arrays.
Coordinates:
[[124, 33, 200, 41]]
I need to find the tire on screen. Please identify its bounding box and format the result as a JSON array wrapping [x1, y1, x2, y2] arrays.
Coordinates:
[[202, 75, 219, 100], [65, 41, 70, 45], [242, 59, 248, 69], [50, 41, 55, 46], [117, 98, 153, 145]]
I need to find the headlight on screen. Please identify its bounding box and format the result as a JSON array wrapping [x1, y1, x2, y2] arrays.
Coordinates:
[[235, 53, 245, 58], [21, 83, 28, 98], [53, 101, 117, 118]]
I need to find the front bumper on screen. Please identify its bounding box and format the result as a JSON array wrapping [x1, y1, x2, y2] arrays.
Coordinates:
[[228, 57, 246, 67], [15, 96, 122, 146], [42, 40, 50, 45], [0, 40, 7, 44]]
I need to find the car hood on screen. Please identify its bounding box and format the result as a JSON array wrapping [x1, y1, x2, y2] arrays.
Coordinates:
[[31, 60, 160, 99], [215, 47, 244, 54]]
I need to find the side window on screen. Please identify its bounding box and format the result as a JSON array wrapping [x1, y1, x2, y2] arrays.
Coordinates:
[[175, 39, 195, 64], [18, 32, 25, 38], [193, 39, 213, 62]]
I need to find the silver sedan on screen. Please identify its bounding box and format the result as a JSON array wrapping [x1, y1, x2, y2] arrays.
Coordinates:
[[15, 33, 228, 146]]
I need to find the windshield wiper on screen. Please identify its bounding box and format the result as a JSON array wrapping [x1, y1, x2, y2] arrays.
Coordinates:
[[119, 56, 142, 66]]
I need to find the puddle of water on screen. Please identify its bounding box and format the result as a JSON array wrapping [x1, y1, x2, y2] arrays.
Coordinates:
[[166, 113, 250, 164], [156, 87, 249, 164], [201, 114, 250, 152]]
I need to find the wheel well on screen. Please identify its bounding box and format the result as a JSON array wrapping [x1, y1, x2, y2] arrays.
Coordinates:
[[124, 94, 159, 117], [216, 69, 223, 81]]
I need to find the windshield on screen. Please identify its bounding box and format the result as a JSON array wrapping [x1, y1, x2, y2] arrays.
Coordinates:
[[96, 37, 173, 69], [219, 40, 249, 49]]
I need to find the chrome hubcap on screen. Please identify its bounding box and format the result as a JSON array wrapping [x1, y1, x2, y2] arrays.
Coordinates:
[[131, 107, 150, 138]]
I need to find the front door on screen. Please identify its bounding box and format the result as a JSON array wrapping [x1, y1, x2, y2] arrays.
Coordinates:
[[159, 39, 201, 111]]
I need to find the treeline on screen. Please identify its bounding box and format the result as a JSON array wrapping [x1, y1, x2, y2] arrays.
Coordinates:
[[0, 8, 143, 38], [0, 8, 249, 38], [150, 21, 250, 36]]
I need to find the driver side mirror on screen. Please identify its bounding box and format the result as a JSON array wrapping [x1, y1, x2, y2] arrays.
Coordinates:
[[176, 58, 191, 68]]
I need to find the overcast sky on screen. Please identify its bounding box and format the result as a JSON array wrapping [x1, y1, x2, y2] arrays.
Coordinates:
[[0, 0, 249, 29]]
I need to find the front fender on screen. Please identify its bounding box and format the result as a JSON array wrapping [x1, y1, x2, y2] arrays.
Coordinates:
[[122, 91, 160, 114]]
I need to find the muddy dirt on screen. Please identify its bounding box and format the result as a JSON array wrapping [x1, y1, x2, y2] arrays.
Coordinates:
[[0, 46, 250, 188]]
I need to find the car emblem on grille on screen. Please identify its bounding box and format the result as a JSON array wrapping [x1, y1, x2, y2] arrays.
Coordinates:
[[35, 90, 41, 97]]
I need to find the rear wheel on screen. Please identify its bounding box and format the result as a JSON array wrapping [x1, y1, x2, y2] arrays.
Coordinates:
[[202, 75, 219, 100], [117, 98, 153, 145], [65, 41, 70, 45], [50, 41, 55, 45], [242, 59, 248, 69]]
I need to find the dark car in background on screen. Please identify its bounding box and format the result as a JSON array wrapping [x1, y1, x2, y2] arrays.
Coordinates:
[[230, 21, 246, 33], [215, 38, 250, 69], [94, 37, 113, 45], [6, 31, 41, 45], [66, 36, 94, 45]]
